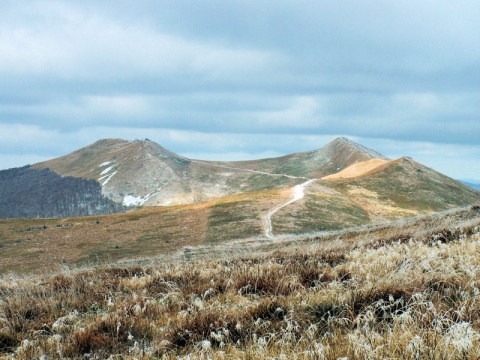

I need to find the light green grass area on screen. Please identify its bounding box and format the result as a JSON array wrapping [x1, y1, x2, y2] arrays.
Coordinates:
[[275, 195, 370, 234]]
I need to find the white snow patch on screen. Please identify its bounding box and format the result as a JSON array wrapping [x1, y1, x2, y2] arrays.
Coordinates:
[[99, 161, 113, 167], [101, 171, 117, 186], [123, 192, 159, 207], [100, 165, 115, 175], [123, 195, 144, 207]]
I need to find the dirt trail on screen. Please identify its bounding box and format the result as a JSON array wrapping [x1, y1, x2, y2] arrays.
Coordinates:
[[265, 179, 317, 239], [187, 158, 320, 239]]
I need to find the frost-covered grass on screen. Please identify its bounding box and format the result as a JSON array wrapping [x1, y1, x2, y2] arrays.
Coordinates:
[[1, 207, 480, 359]]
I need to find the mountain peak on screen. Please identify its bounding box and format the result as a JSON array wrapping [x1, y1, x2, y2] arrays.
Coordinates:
[[333, 136, 352, 144], [3, 136, 479, 221], [323, 137, 387, 160]]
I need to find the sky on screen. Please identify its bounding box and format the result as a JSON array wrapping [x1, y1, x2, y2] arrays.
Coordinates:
[[1, 1, 480, 181]]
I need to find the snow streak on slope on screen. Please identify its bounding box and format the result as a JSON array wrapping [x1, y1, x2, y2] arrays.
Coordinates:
[[98, 161, 118, 186], [265, 179, 316, 239]]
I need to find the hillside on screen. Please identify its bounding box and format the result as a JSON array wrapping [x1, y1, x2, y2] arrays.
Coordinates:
[[0, 137, 392, 219], [269, 157, 480, 234], [31, 138, 304, 208], [0, 189, 291, 274], [30, 137, 385, 209], [1, 156, 479, 274], [0, 166, 126, 219], [207, 136, 387, 179], [323, 157, 480, 220], [1, 136, 480, 274], [1, 207, 480, 358]]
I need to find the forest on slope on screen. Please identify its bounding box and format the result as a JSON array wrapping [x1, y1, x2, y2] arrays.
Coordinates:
[[0, 166, 126, 219]]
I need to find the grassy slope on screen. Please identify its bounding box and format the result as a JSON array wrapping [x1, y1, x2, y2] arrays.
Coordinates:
[[218, 137, 385, 179], [30, 137, 383, 207], [272, 183, 371, 234], [3, 157, 480, 274], [1, 208, 480, 358], [325, 157, 480, 218], [32, 139, 134, 179], [0, 189, 292, 274], [33, 138, 302, 206]]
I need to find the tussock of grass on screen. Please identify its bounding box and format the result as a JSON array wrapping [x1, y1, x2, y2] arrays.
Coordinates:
[[1, 207, 480, 358]]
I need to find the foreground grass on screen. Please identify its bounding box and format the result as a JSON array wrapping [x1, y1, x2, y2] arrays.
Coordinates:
[[1, 207, 480, 359]]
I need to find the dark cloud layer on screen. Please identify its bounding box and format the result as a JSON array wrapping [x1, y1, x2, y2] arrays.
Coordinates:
[[1, 0, 479, 179]]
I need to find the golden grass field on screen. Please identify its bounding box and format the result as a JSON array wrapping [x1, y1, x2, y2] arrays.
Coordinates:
[[1, 206, 480, 359], [0, 188, 292, 274]]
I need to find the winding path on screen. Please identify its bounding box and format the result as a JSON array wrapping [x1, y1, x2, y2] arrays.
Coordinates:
[[184, 157, 317, 239], [265, 179, 317, 239]]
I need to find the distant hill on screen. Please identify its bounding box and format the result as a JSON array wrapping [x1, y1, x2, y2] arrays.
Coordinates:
[[460, 180, 480, 191], [271, 156, 480, 234], [32, 138, 302, 207]]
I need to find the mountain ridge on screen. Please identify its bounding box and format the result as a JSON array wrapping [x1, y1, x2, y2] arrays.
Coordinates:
[[31, 136, 385, 208], [1, 137, 478, 221]]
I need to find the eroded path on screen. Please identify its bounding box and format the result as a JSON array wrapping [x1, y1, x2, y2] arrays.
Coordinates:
[[265, 179, 317, 239]]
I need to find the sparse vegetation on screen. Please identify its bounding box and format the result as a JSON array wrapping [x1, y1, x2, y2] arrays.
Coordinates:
[[1, 207, 480, 358]]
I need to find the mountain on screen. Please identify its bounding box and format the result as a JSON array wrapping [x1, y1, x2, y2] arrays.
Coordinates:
[[0, 137, 478, 221], [1, 137, 480, 272], [208, 136, 387, 179], [29, 137, 385, 209]]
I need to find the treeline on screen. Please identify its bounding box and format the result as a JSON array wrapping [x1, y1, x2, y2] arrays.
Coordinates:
[[0, 166, 127, 219]]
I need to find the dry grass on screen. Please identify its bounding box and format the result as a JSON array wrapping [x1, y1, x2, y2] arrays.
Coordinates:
[[321, 158, 390, 180], [1, 206, 480, 359], [0, 189, 289, 274]]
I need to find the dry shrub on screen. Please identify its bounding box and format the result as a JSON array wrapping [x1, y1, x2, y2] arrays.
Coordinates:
[[1, 288, 56, 333], [63, 329, 113, 358], [249, 298, 288, 322], [348, 287, 411, 321], [0, 331, 18, 353], [165, 307, 245, 351], [297, 263, 335, 287], [234, 265, 301, 296], [430, 228, 462, 244], [50, 274, 75, 291], [98, 266, 148, 279], [146, 268, 225, 297]]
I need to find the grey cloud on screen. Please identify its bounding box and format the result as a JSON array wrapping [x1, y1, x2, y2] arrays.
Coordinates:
[[1, 1, 480, 178]]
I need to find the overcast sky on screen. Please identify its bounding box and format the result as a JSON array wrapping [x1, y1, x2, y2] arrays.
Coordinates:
[[1, 1, 479, 181]]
